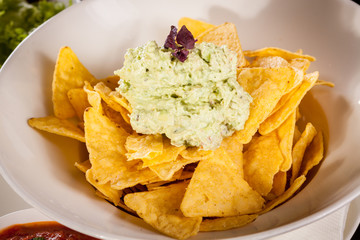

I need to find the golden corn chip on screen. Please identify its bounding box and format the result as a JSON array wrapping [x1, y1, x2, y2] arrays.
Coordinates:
[[142, 138, 186, 168], [83, 81, 102, 110], [291, 122, 317, 184], [197, 22, 247, 67], [77, 121, 85, 131], [200, 214, 258, 232], [259, 71, 319, 135], [149, 155, 196, 181], [87, 84, 128, 129], [124, 182, 202, 240], [260, 175, 306, 215], [84, 106, 128, 179], [237, 81, 282, 144], [86, 169, 122, 206], [110, 166, 161, 190], [145, 169, 184, 191], [84, 107, 158, 189], [238, 67, 302, 106], [74, 160, 91, 173], [296, 107, 301, 121], [52, 46, 98, 119], [179, 147, 213, 161], [94, 82, 131, 124], [181, 147, 264, 217], [67, 88, 90, 121], [266, 171, 287, 201], [178, 17, 215, 39], [221, 132, 244, 176], [244, 47, 316, 62], [102, 103, 132, 134], [250, 56, 289, 68], [28, 116, 85, 142], [300, 131, 324, 176], [238, 67, 303, 99], [243, 133, 284, 196], [83, 81, 132, 132], [293, 125, 302, 145], [125, 133, 163, 161], [236, 67, 300, 143], [109, 91, 132, 113], [99, 75, 120, 90], [275, 110, 296, 172], [289, 58, 311, 72], [315, 80, 335, 87], [177, 169, 194, 181]]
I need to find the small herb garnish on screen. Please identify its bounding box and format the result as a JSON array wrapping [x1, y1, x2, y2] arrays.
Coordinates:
[[164, 25, 197, 62]]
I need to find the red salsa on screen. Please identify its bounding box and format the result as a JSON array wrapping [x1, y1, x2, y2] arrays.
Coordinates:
[[0, 221, 100, 240]]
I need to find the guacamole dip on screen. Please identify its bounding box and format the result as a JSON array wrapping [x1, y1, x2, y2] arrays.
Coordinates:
[[115, 40, 252, 150]]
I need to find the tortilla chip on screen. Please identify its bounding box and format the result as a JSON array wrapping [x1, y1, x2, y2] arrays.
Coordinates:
[[142, 138, 186, 168], [250, 56, 289, 68], [86, 169, 122, 206], [28, 116, 85, 142], [67, 88, 90, 121], [243, 133, 284, 196], [290, 123, 317, 184], [181, 147, 264, 217], [52, 46, 98, 119], [178, 17, 215, 39], [94, 82, 131, 124], [266, 171, 287, 200], [260, 175, 306, 214], [274, 110, 296, 171], [74, 160, 91, 173], [124, 182, 202, 240], [221, 132, 244, 176], [300, 131, 324, 176], [102, 103, 132, 134], [125, 133, 163, 161], [236, 67, 303, 143], [293, 125, 302, 145], [197, 22, 247, 67], [180, 147, 213, 161], [315, 80, 335, 87], [84, 107, 158, 189], [109, 91, 132, 113], [99, 75, 120, 90], [200, 214, 258, 232], [244, 47, 316, 62], [259, 71, 319, 135], [289, 58, 311, 72], [149, 155, 197, 181], [145, 169, 184, 191], [83, 81, 102, 110]]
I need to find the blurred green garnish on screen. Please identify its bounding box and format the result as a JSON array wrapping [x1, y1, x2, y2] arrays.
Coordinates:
[[0, 0, 72, 67]]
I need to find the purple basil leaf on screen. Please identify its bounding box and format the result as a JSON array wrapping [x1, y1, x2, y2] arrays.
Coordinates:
[[176, 25, 197, 49], [164, 25, 178, 50], [172, 49, 189, 62]]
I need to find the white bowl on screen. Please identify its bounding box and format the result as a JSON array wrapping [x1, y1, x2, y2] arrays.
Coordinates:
[[1, 0, 360, 239], [0, 208, 52, 229]]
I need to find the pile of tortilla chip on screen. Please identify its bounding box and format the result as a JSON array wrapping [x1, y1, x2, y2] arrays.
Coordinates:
[[28, 17, 333, 240]]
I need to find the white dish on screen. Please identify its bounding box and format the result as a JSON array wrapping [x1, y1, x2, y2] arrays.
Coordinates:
[[0, 208, 52, 229], [0, 0, 360, 239]]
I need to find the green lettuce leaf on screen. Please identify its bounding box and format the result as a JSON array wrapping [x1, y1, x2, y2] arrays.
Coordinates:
[[0, 0, 71, 67]]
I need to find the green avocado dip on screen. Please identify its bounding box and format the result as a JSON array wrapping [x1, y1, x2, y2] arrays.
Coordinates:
[[115, 40, 252, 150]]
